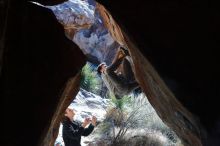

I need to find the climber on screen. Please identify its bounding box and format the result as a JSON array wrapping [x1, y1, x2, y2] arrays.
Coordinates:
[[62, 106, 97, 146], [97, 47, 140, 99], [55, 142, 62, 146]]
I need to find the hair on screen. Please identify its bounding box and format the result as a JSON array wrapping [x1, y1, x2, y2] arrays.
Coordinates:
[[97, 62, 106, 75], [61, 108, 70, 123], [61, 114, 69, 124]]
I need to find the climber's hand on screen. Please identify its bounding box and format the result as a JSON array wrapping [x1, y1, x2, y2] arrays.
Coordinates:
[[118, 50, 126, 59], [120, 47, 130, 56]]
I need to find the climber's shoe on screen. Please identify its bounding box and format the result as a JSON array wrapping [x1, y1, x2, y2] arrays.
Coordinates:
[[120, 46, 130, 56]]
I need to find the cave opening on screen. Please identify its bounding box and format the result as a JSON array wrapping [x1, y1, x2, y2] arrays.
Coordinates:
[[36, 1, 182, 146], [34, 0, 204, 146]]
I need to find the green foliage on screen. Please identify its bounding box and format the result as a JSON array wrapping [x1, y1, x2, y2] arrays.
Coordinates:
[[97, 121, 112, 135], [105, 95, 150, 143], [80, 63, 100, 94], [110, 94, 131, 110], [86, 93, 181, 145]]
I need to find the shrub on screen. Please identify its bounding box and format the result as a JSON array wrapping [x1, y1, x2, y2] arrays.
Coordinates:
[[80, 63, 101, 94], [84, 92, 181, 146], [104, 95, 152, 143]]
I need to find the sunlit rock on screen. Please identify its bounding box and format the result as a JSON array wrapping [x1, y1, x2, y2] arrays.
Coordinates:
[[49, 0, 119, 65], [73, 13, 118, 64], [48, 0, 95, 31], [71, 88, 110, 121]]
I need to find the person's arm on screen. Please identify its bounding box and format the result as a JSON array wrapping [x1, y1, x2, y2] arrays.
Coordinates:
[[82, 124, 94, 136], [82, 116, 96, 136], [62, 122, 85, 140], [107, 56, 125, 73]]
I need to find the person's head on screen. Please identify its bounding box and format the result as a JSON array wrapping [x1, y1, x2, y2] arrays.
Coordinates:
[[55, 142, 62, 146], [64, 107, 76, 121], [97, 62, 107, 74]]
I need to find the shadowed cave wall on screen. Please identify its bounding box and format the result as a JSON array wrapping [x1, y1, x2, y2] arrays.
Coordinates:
[[96, 0, 220, 145], [1, 1, 86, 145]]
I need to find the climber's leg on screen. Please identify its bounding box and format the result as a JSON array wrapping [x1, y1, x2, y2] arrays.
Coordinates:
[[122, 57, 135, 81], [126, 82, 139, 93], [120, 46, 130, 56], [111, 47, 126, 65]]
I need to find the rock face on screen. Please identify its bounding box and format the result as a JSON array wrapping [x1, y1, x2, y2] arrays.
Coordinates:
[[2, 2, 86, 146], [71, 88, 110, 121], [97, 5, 202, 146], [48, 0, 120, 65], [96, 3, 203, 146], [97, 0, 220, 145], [73, 22, 118, 65], [47, 0, 95, 30]]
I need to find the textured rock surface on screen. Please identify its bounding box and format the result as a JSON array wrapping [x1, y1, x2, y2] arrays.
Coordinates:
[[96, 3, 203, 146], [49, 0, 120, 65], [2, 2, 86, 146], [47, 0, 95, 30], [71, 88, 110, 121], [124, 34, 202, 146], [96, 3, 125, 47], [96, 0, 220, 145]]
